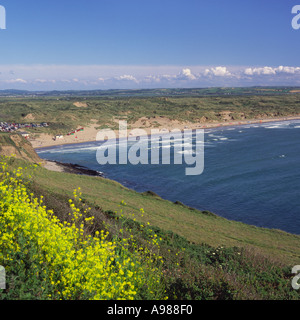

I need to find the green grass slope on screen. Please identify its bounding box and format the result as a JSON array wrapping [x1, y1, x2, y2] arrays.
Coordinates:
[[1, 156, 299, 300], [27, 160, 300, 265]]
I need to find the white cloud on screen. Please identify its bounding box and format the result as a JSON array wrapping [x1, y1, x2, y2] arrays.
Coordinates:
[[177, 68, 197, 80], [244, 66, 300, 76], [34, 79, 48, 83], [146, 68, 197, 83], [275, 66, 300, 74], [244, 68, 254, 76], [1, 64, 300, 89], [116, 74, 138, 82], [204, 66, 232, 77], [6, 78, 27, 84], [244, 67, 276, 76], [144, 75, 161, 83]]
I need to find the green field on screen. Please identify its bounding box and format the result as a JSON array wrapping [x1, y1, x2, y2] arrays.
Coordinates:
[[0, 91, 300, 136]]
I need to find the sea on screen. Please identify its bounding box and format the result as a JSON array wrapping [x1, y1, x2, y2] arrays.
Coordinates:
[[36, 120, 300, 235]]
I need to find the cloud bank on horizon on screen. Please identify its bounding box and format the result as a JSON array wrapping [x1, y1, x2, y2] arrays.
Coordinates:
[[0, 1, 299, 90], [1, 65, 300, 90]]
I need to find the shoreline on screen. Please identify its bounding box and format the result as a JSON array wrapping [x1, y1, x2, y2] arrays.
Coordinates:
[[43, 160, 104, 176], [32, 115, 300, 150], [37, 120, 300, 236]]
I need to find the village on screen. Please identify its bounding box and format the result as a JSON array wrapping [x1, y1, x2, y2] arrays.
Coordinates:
[[0, 121, 87, 143], [0, 121, 49, 134]]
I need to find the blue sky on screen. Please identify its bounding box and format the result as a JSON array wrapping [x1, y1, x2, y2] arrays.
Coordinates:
[[0, 0, 300, 89]]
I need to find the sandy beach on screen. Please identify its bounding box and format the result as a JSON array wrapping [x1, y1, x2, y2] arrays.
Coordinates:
[[30, 115, 300, 149]]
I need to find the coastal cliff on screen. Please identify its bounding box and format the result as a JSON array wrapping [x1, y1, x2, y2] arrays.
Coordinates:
[[0, 133, 43, 164]]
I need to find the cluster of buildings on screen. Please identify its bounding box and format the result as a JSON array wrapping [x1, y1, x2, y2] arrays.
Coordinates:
[[0, 122, 49, 133]]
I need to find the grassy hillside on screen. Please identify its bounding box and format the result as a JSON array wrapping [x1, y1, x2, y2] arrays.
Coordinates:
[[0, 94, 300, 136], [0, 155, 297, 300], [27, 160, 300, 265]]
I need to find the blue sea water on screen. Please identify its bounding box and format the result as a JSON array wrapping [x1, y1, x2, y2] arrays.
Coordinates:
[[36, 120, 300, 235]]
